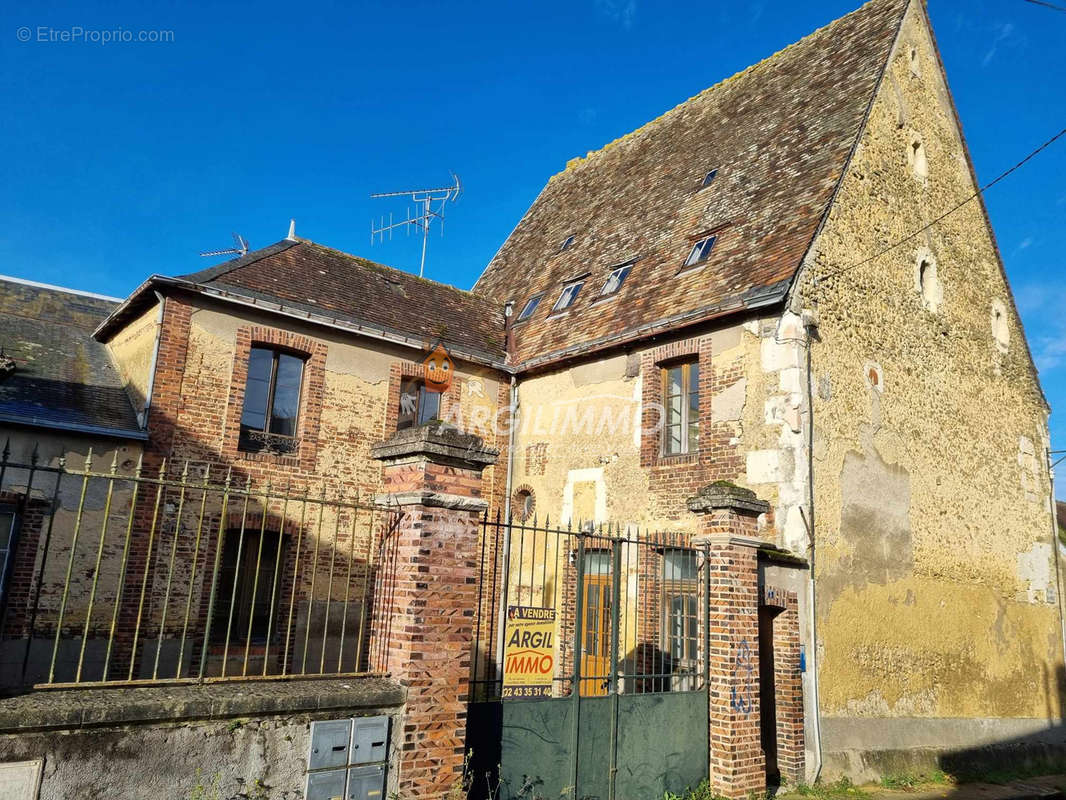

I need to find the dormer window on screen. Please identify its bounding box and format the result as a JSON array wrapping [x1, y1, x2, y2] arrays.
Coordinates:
[[516, 293, 544, 322], [682, 236, 716, 270], [559, 235, 575, 252], [552, 280, 584, 313], [700, 169, 718, 188], [599, 262, 633, 297]]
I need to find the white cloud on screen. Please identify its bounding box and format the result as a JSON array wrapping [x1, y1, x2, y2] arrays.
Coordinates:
[[595, 0, 637, 29], [982, 22, 1015, 67], [1035, 336, 1066, 372]]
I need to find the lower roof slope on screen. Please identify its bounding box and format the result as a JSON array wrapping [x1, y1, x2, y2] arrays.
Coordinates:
[[178, 240, 507, 363], [473, 0, 909, 366], [0, 277, 143, 438]]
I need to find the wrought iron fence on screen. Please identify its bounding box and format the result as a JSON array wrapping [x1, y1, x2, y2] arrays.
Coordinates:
[[471, 513, 710, 702], [0, 445, 399, 689]]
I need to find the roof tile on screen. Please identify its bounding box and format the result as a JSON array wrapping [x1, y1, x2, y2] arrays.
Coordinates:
[[473, 0, 908, 364]]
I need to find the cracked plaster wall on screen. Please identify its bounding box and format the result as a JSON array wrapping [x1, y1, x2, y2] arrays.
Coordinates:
[[798, 1, 1062, 754]]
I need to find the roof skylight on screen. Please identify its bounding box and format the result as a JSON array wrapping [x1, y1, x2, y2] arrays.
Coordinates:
[[552, 280, 584, 312], [516, 293, 544, 322], [600, 262, 633, 297], [682, 236, 716, 270]]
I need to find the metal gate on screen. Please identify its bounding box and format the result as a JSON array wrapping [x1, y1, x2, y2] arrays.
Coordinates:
[[467, 515, 712, 800]]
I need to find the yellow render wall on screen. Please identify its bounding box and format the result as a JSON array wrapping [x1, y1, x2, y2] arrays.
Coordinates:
[[801, 2, 1061, 721], [106, 300, 160, 421]]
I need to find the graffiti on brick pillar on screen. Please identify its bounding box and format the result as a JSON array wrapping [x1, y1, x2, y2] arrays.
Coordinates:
[[730, 638, 755, 715]]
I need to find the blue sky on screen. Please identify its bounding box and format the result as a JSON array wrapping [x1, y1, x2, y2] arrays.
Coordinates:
[[2, 1, 1065, 474]]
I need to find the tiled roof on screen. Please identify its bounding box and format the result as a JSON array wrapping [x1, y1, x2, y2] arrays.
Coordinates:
[[473, 0, 909, 366], [0, 277, 144, 438], [179, 240, 507, 362]]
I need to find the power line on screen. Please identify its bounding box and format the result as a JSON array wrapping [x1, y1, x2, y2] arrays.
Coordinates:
[[1023, 0, 1066, 14], [811, 125, 1066, 289]]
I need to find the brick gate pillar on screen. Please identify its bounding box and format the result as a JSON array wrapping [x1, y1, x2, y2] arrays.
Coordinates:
[[689, 483, 770, 800], [370, 425, 498, 800]]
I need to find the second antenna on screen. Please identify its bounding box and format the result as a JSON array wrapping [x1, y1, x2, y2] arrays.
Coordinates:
[[370, 172, 461, 278]]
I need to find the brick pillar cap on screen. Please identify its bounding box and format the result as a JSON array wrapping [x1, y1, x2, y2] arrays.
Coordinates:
[[687, 481, 770, 516], [371, 423, 499, 469], [691, 533, 764, 550]]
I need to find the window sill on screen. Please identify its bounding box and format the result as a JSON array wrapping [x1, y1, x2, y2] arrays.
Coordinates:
[[590, 294, 620, 307], [653, 452, 699, 466], [546, 310, 572, 321], [676, 263, 707, 277], [235, 450, 302, 467]]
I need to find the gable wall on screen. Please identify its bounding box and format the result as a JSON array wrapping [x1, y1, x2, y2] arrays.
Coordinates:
[[800, 0, 1062, 770], [106, 300, 160, 422]]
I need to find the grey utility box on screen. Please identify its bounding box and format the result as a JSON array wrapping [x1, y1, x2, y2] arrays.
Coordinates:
[[350, 716, 389, 765], [309, 719, 353, 771], [346, 765, 385, 800], [306, 768, 347, 800]]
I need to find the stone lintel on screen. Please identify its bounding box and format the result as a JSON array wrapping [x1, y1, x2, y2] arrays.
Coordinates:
[[687, 482, 770, 516], [374, 490, 489, 512], [691, 533, 764, 550], [371, 424, 499, 470]]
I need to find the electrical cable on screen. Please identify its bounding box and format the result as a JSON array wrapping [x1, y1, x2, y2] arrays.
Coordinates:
[[809, 126, 1066, 291]]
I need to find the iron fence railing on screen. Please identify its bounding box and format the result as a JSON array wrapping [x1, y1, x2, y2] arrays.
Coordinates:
[[0, 445, 399, 690], [471, 513, 710, 702]]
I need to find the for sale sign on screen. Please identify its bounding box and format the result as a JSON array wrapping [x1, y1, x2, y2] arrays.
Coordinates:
[[502, 606, 556, 699]]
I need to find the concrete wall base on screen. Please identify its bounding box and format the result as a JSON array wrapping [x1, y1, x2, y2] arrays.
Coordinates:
[[0, 677, 404, 800], [821, 717, 1066, 783]]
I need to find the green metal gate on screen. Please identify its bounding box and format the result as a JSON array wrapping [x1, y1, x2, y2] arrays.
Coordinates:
[[468, 517, 711, 800]]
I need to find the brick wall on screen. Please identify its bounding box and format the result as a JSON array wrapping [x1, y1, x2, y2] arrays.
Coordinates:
[[761, 583, 804, 784], [640, 336, 746, 523], [371, 428, 496, 800]]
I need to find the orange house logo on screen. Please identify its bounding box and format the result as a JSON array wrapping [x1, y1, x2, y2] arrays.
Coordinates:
[[423, 341, 453, 393]]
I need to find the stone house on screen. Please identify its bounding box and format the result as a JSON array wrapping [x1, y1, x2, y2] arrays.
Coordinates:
[[0, 0, 1061, 795]]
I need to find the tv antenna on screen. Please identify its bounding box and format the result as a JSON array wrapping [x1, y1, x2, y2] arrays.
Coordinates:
[[370, 173, 462, 278], [199, 232, 249, 259]]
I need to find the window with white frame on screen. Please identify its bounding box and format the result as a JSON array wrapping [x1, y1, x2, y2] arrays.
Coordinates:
[[681, 236, 716, 270], [599, 262, 633, 297], [662, 360, 699, 455], [516, 293, 544, 322], [662, 548, 699, 664], [552, 280, 584, 313]]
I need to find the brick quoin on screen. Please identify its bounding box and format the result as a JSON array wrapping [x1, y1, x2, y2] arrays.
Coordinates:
[[370, 425, 499, 800]]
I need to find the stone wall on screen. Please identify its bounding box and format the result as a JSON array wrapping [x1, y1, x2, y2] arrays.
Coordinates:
[[509, 319, 806, 543], [0, 678, 404, 800], [797, 0, 1062, 772]]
